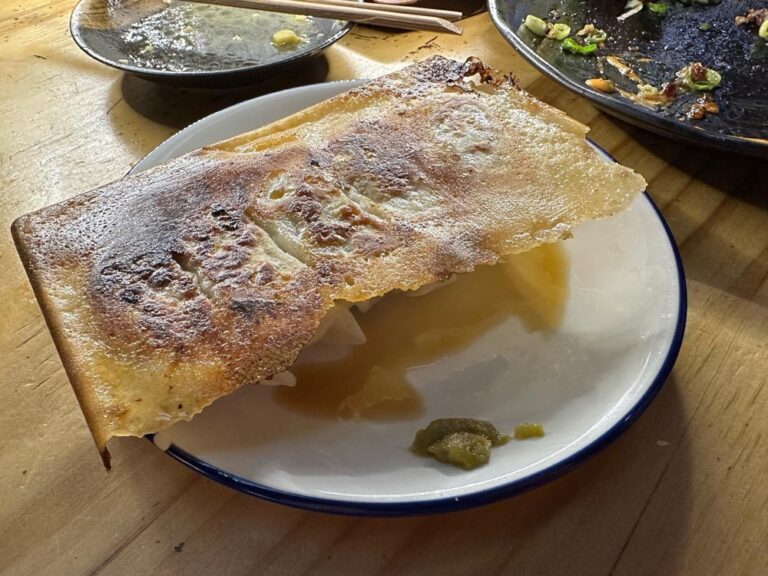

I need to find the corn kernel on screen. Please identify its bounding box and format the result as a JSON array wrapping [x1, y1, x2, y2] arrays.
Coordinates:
[[272, 29, 301, 46]]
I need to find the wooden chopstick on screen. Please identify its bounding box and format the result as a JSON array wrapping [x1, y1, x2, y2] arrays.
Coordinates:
[[303, 0, 462, 22], [180, 0, 463, 34]]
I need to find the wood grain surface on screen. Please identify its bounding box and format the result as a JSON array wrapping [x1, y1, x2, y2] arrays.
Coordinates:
[[1, 2, 767, 575]]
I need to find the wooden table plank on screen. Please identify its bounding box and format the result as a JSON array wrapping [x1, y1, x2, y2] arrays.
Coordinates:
[[1, 2, 766, 575]]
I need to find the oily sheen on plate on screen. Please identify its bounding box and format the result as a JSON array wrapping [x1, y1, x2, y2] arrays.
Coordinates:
[[12, 56, 646, 466]]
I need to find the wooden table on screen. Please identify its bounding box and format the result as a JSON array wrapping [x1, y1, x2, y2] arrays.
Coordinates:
[[2, 2, 767, 575]]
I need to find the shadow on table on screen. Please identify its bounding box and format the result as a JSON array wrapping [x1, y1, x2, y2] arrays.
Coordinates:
[[338, 374, 693, 574], [126, 374, 691, 575], [623, 124, 768, 211], [113, 55, 330, 132], [614, 121, 768, 305]]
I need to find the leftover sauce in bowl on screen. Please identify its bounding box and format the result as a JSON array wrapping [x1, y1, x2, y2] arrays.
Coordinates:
[[72, 0, 348, 74]]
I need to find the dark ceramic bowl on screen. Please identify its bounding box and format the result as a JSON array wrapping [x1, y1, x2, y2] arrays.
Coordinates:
[[70, 0, 353, 88], [489, 0, 768, 158]]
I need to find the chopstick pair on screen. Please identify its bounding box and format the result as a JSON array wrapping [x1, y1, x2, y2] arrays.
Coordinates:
[[181, 0, 464, 34]]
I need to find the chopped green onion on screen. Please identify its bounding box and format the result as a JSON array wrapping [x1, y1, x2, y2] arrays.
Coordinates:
[[760, 19, 768, 39], [680, 67, 721, 91], [561, 37, 598, 55], [524, 15, 548, 37], [647, 2, 668, 16], [698, 22, 712, 31], [696, 69, 721, 91], [547, 23, 571, 40], [586, 28, 607, 44]]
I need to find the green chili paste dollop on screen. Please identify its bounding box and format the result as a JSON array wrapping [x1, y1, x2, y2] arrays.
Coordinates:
[[411, 418, 510, 470]]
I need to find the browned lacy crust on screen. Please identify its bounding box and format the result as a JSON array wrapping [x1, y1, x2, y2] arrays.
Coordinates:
[[12, 56, 646, 467]]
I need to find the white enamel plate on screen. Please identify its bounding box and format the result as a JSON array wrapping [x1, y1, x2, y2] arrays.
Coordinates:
[[133, 81, 686, 516]]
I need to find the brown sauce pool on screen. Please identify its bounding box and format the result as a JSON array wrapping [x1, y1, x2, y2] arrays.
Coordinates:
[[273, 243, 569, 420]]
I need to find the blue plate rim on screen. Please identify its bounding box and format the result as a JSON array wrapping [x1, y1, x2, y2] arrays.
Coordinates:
[[69, 0, 354, 80], [136, 83, 688, 517], [150, 188, 686, 516]]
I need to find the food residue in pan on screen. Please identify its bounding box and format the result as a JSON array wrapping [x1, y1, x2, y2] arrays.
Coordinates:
[[685, 94, 719, 120], [517, 0, 768, 131], [521, 6, 727, 122], [271, 28, 303, 47], [523, 13, 607, 55], [587, 58, 721, 119], [735, 8, 768, 40], [74, 0, 344, 73]]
